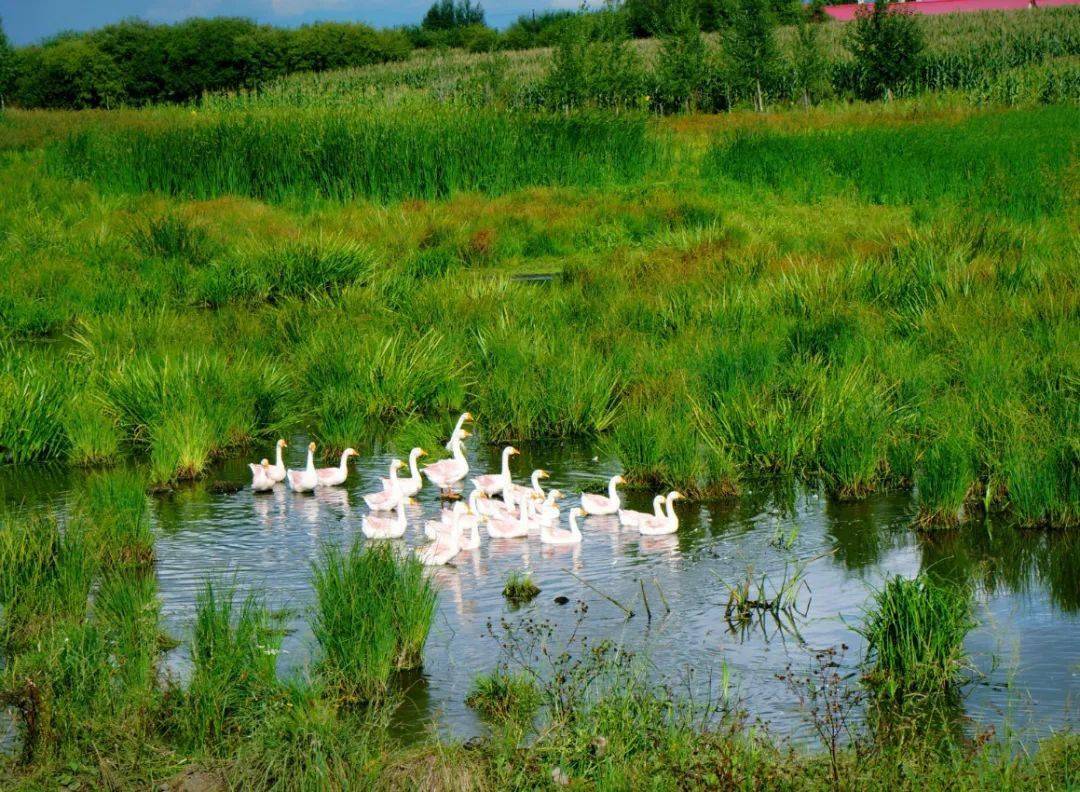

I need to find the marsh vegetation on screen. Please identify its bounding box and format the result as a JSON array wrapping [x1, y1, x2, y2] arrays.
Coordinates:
[[0, 3, 1077, 787]]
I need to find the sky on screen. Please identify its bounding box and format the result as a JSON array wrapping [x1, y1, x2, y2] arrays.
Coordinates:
[[0, 0, 582, 46]]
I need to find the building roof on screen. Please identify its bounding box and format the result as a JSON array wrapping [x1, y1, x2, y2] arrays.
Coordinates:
[[824, 0, 1078, 21]]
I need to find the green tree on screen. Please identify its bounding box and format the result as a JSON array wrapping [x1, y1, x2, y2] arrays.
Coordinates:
[[422, 0, 485, 31], [654, 0, 709, 112], [847, 0, 925, 100], [725, 0, 779, 111], [791, 16, 830, 107], [0, 17, 13, 108]]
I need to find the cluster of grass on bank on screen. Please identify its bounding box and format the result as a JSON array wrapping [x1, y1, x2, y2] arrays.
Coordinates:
[[1, 102, 1077, 527], [1, 498, 1074, 792]]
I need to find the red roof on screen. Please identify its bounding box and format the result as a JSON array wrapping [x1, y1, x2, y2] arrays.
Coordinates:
[[824, 0, 1078, 20]]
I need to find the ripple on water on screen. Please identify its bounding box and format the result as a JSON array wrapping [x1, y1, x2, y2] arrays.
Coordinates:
[[2, 439, 1078, 745]]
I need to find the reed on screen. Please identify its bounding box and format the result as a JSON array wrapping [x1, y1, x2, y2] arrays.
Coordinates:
[[183, 580, 283, 748], [71, 468, 155, 569], [311, 541, 436, 701], [858, 574, 974, 699], [48, 108, 661, 204]]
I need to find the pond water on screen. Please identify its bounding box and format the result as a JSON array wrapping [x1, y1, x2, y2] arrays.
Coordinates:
[[1, 438, 1077, 750]]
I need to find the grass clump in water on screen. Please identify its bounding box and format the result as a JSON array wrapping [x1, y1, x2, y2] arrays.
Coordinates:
[[466, 671, 541, 725], [858, 574, 974, 700], [311, 542, 435, 702], [502, 570, 541, 605], [71, 468, 155, 569]]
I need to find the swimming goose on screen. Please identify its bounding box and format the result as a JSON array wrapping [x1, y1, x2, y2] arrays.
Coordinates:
[[486, 495, 531, 539], [250, 459, 275, 492], [445, 412, 473, 451], [535, 489, 563, 526], [383, 447, 426, 497], [362, 495, 408, 539], [508, 469, 549, 504], [287, 443, 319, 493], [268, 439, 288, 483], [541, 506, 584, 545], [581, 475, 625, 516], [619, 494, 665, 528], [317, 448, 358, 487], [417, 521, 461, 566], [638, 491, 683, 536], [426, 501, 467, 541], [472, 446, 519, 496], [424, 429, 471, 494], [365, 459, 405, 510]]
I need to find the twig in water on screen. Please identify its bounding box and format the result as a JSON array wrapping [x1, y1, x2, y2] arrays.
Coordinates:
[[562, 568, 635, 618], [653, 577, 671, 613], [640, 579, 652, 622]]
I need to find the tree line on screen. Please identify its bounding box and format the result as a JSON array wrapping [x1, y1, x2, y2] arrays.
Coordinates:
[[0, 0, 923, 110]]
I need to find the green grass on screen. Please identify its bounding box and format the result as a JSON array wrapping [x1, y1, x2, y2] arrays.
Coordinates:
[[858, 574, 975, 699], [502, 570, 541, 605], [48, 108, 661, 205], [311, 542, 436, 701], [466, 671, 541, 724]]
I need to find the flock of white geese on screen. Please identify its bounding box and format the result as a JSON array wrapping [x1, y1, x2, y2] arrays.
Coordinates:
[[249, 413, 683, 567]]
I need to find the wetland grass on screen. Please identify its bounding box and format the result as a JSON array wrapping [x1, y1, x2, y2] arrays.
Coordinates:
[[311, 542, 435, 701], [859, 574, 975, 699], [502, 570, 541, 605], [466, 672, 541, 724]]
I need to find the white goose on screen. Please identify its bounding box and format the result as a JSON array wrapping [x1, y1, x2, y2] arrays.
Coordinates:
[[508, 469, 549, 504], [414, 509, 462, 566], [424, 429, 471, 494], [619, 494, 665, 528], [457, 502, 482, 551], [362, 495, 408, 539], [268, 439, 288, 483], [383, 447, 426, 497], [542, 506, 584, 545], [427, 501, 466, 541], [581, 475, 625, 516], [287, 442, 319, 493], [479, 482, 519, 520], [471, 446, 519, 496], [486, 495, 532, 539], [535, 489, 563, 526], [317, 448, 358, 487], [445, 412, 473, 450], [365, 459, 404, 510], [638, 491, 683, 536], [250, 459, 275, 492]]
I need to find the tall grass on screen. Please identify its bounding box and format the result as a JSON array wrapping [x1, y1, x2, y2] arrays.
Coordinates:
[[858, 574, 974, 699], [182, 580, 283, 749], [702, 107, 1078, 219], [49, 108, 661, 204], [71, 468, 155, 569], [311, 542, 436, 701]]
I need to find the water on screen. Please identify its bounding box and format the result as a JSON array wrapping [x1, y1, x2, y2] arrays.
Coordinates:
[[2, 439, 1077, 751]]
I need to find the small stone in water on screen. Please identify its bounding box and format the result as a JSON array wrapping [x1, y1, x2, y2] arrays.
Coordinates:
[[553, 595, 570, 605]]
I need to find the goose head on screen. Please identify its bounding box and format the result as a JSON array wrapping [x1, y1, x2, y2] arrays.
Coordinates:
[[277, 439, 288, 449]]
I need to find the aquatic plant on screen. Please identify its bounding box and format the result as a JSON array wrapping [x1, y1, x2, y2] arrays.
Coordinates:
[[71, 468, 155, 569], [858, 574, 974, 699], [502, 570, 541, 605]]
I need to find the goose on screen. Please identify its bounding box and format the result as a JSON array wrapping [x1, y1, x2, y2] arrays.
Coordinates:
[[383, 447, 426, 497], [362, 495, 407, 539], [250, 459, 275, 492], [445, 412, 473, 450], [508, 469, 549, 504], [365, 459, 404, 510], [426, 501, 468, 541], [478, 483, 519, 520], [417, 522, 461, 566], [541, 506, 584, 545], [619, 494, 665, 528], [471, 446, 519, 496], [268, 439, 288, 483], [486, 495, 532, 539], [317, 448, 358, 487], [638, 491, 683, 536], [581, 475, 625, 516], [287, 442, 319, 493], [424, 429, 471, 494], [457, 504, 482, 551], [535, 489, 563, 526]]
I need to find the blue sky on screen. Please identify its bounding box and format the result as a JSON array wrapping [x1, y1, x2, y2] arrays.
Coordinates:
[[1, 0, 582, 45]]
